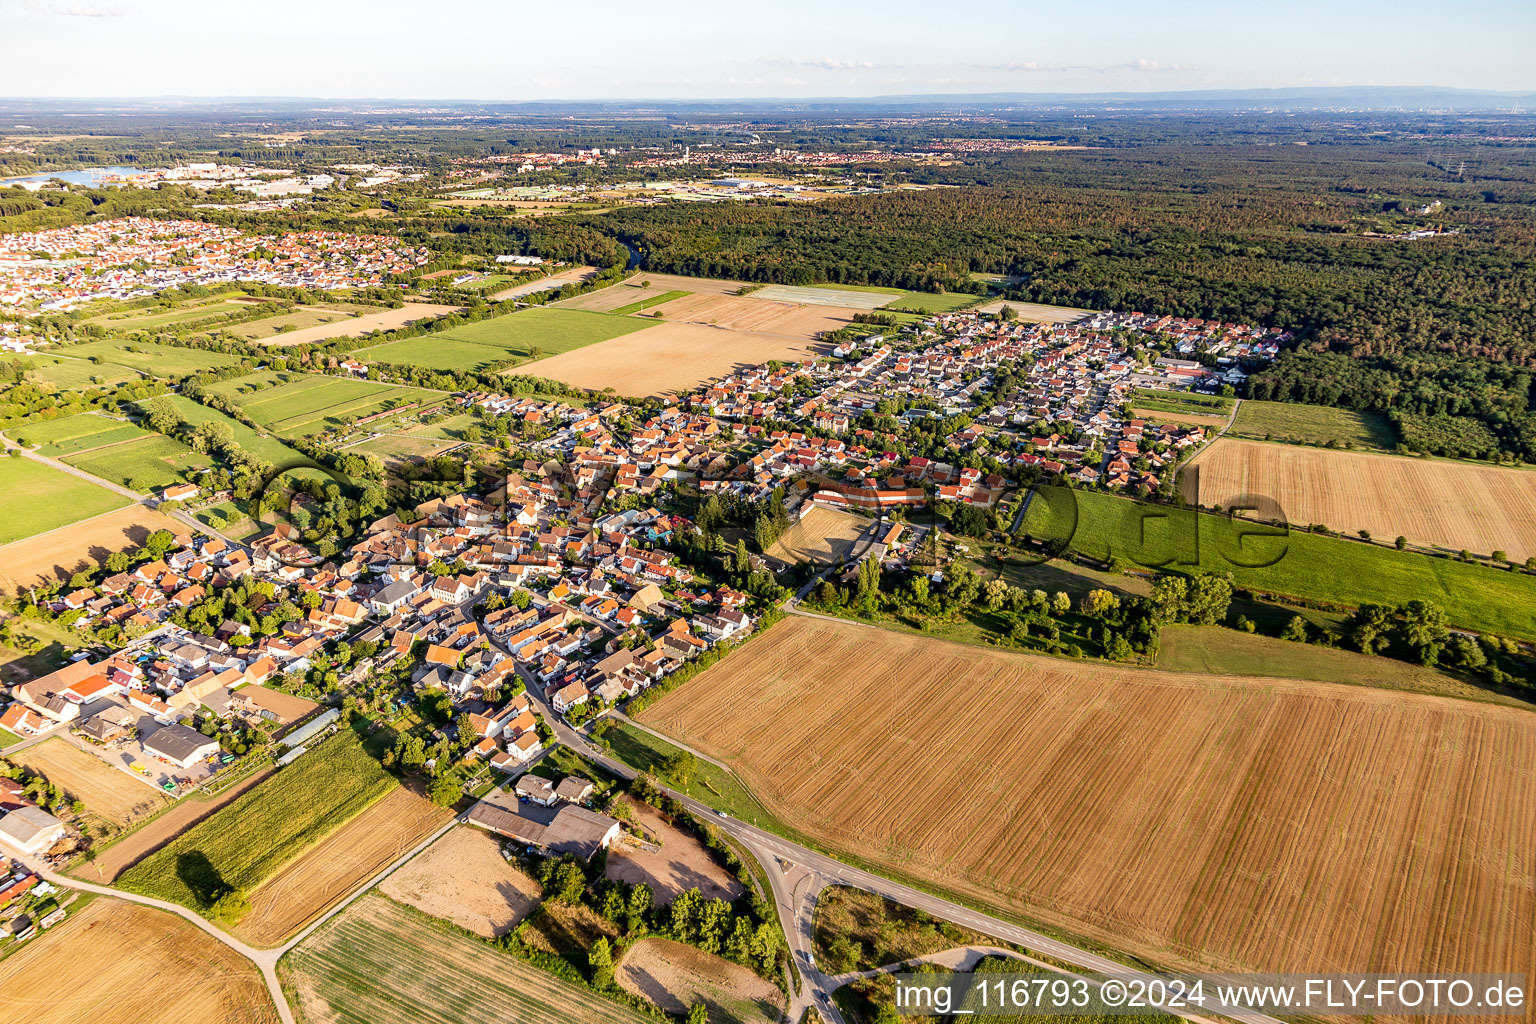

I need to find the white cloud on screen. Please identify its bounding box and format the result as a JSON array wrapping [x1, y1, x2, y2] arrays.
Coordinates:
[[762, 57, 898, 71]]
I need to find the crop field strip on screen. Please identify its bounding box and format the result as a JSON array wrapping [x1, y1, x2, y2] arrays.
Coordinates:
[[1025, 488, 1536, 638], [62, 432, 207, 490], [639, 615, 1536, 984], [356, 306, 653, 371], [116, 731, 400, 912], [283, 893, 653, 1024], [610, 288, 690, 315], [1188, 439, 1536, 561], [236, 785, 452, 947]]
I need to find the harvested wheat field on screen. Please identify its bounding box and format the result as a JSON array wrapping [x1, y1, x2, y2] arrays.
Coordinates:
[[380, 824, 542, 937], [646, 291, 861, 339], [1186, 438, 1536, 560], [0, 503, 185, 595], [766, 504, 877, 565], [0, 898, 279, 1024], [973, 298, 1091, 322], [19, 739, 167, 827], [283, 893, 652, 1024], [639, 615, 1536, 984], [84, 768, 272, 882], [618, 938, 783, 1024], [235, 784, 452, 946], [517, 320, 833, 398], [254, 302, 462, 347], [605, 797, 745, 904]]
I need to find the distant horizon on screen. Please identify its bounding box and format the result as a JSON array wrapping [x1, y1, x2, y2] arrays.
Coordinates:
[[5, 0, 1532, 101], [2, 84, 1534, 112]]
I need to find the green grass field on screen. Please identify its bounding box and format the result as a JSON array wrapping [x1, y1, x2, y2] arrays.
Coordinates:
[[1022, 489, 1536, 638], [62, 434, 208, 491], [611, 289, 689, 315], [1154, 624, 1528, 706], [208, 373, 435, 438], [215, 308, 352, 341], [7, 412, 150, 456], [147, 395, 311, 467], [1231, 399, 1397, 448], [116, 731, 398, 912], [86, 294, 248, 328], [357, 307, 652, 371], [880, 291, 979, 313], [601, 724, 788, 830], [0, 728, 22, 750], [1132, 389, 1233, 416], [64, 339, 244, 376], [0, 456, 131, 543], [15, 352, 140, 390]]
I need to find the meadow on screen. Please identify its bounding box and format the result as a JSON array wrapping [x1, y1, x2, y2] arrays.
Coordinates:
[[14, 351, 140, 390], [115, 731, 399, 914], [640, 615, 1536, 984], [0, 456, 131, 543], [610, 288, 690, 315], [63, 433, 208, 491], [281, 894, 653, 1024], [207, 372, 436, 438], [7, 412, 150, 456], [1022, 488, 1536, 638], [1231, 399, 1397, 448], [150, 394, 312, 466], [63, 339, 244, 376], [357, 307, 652, 371]]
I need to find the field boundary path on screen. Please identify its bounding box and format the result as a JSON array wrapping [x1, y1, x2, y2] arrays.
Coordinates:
[[1177, 396, 1242, 473]]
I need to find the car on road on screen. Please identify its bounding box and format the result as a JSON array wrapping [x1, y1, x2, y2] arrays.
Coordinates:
[[717, 810, 729, 818]]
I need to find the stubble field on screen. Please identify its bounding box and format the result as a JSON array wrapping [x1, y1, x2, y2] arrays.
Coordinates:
[[0, 898, 280, 1024], [639, 615, 1536, 983], [1186, 438, 1536, 560], [766, 505, 876, 565], [517, 320, 833, 397], [282, 893, 653, 1024], [0, 502, 185, 594], [19, 738, 168, 827], [235, 784, 453, 946]]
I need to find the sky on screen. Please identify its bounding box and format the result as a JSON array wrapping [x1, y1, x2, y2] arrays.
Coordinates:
[[3, 0, 1533, 100]]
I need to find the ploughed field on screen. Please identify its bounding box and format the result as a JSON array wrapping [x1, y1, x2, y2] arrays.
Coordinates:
[[638, 615, 1536, 983]]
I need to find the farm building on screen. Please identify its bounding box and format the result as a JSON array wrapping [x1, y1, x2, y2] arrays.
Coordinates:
[[0, 806, 66, 854], [142, 722, 220, 768], [467, 792, 620, 862]]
